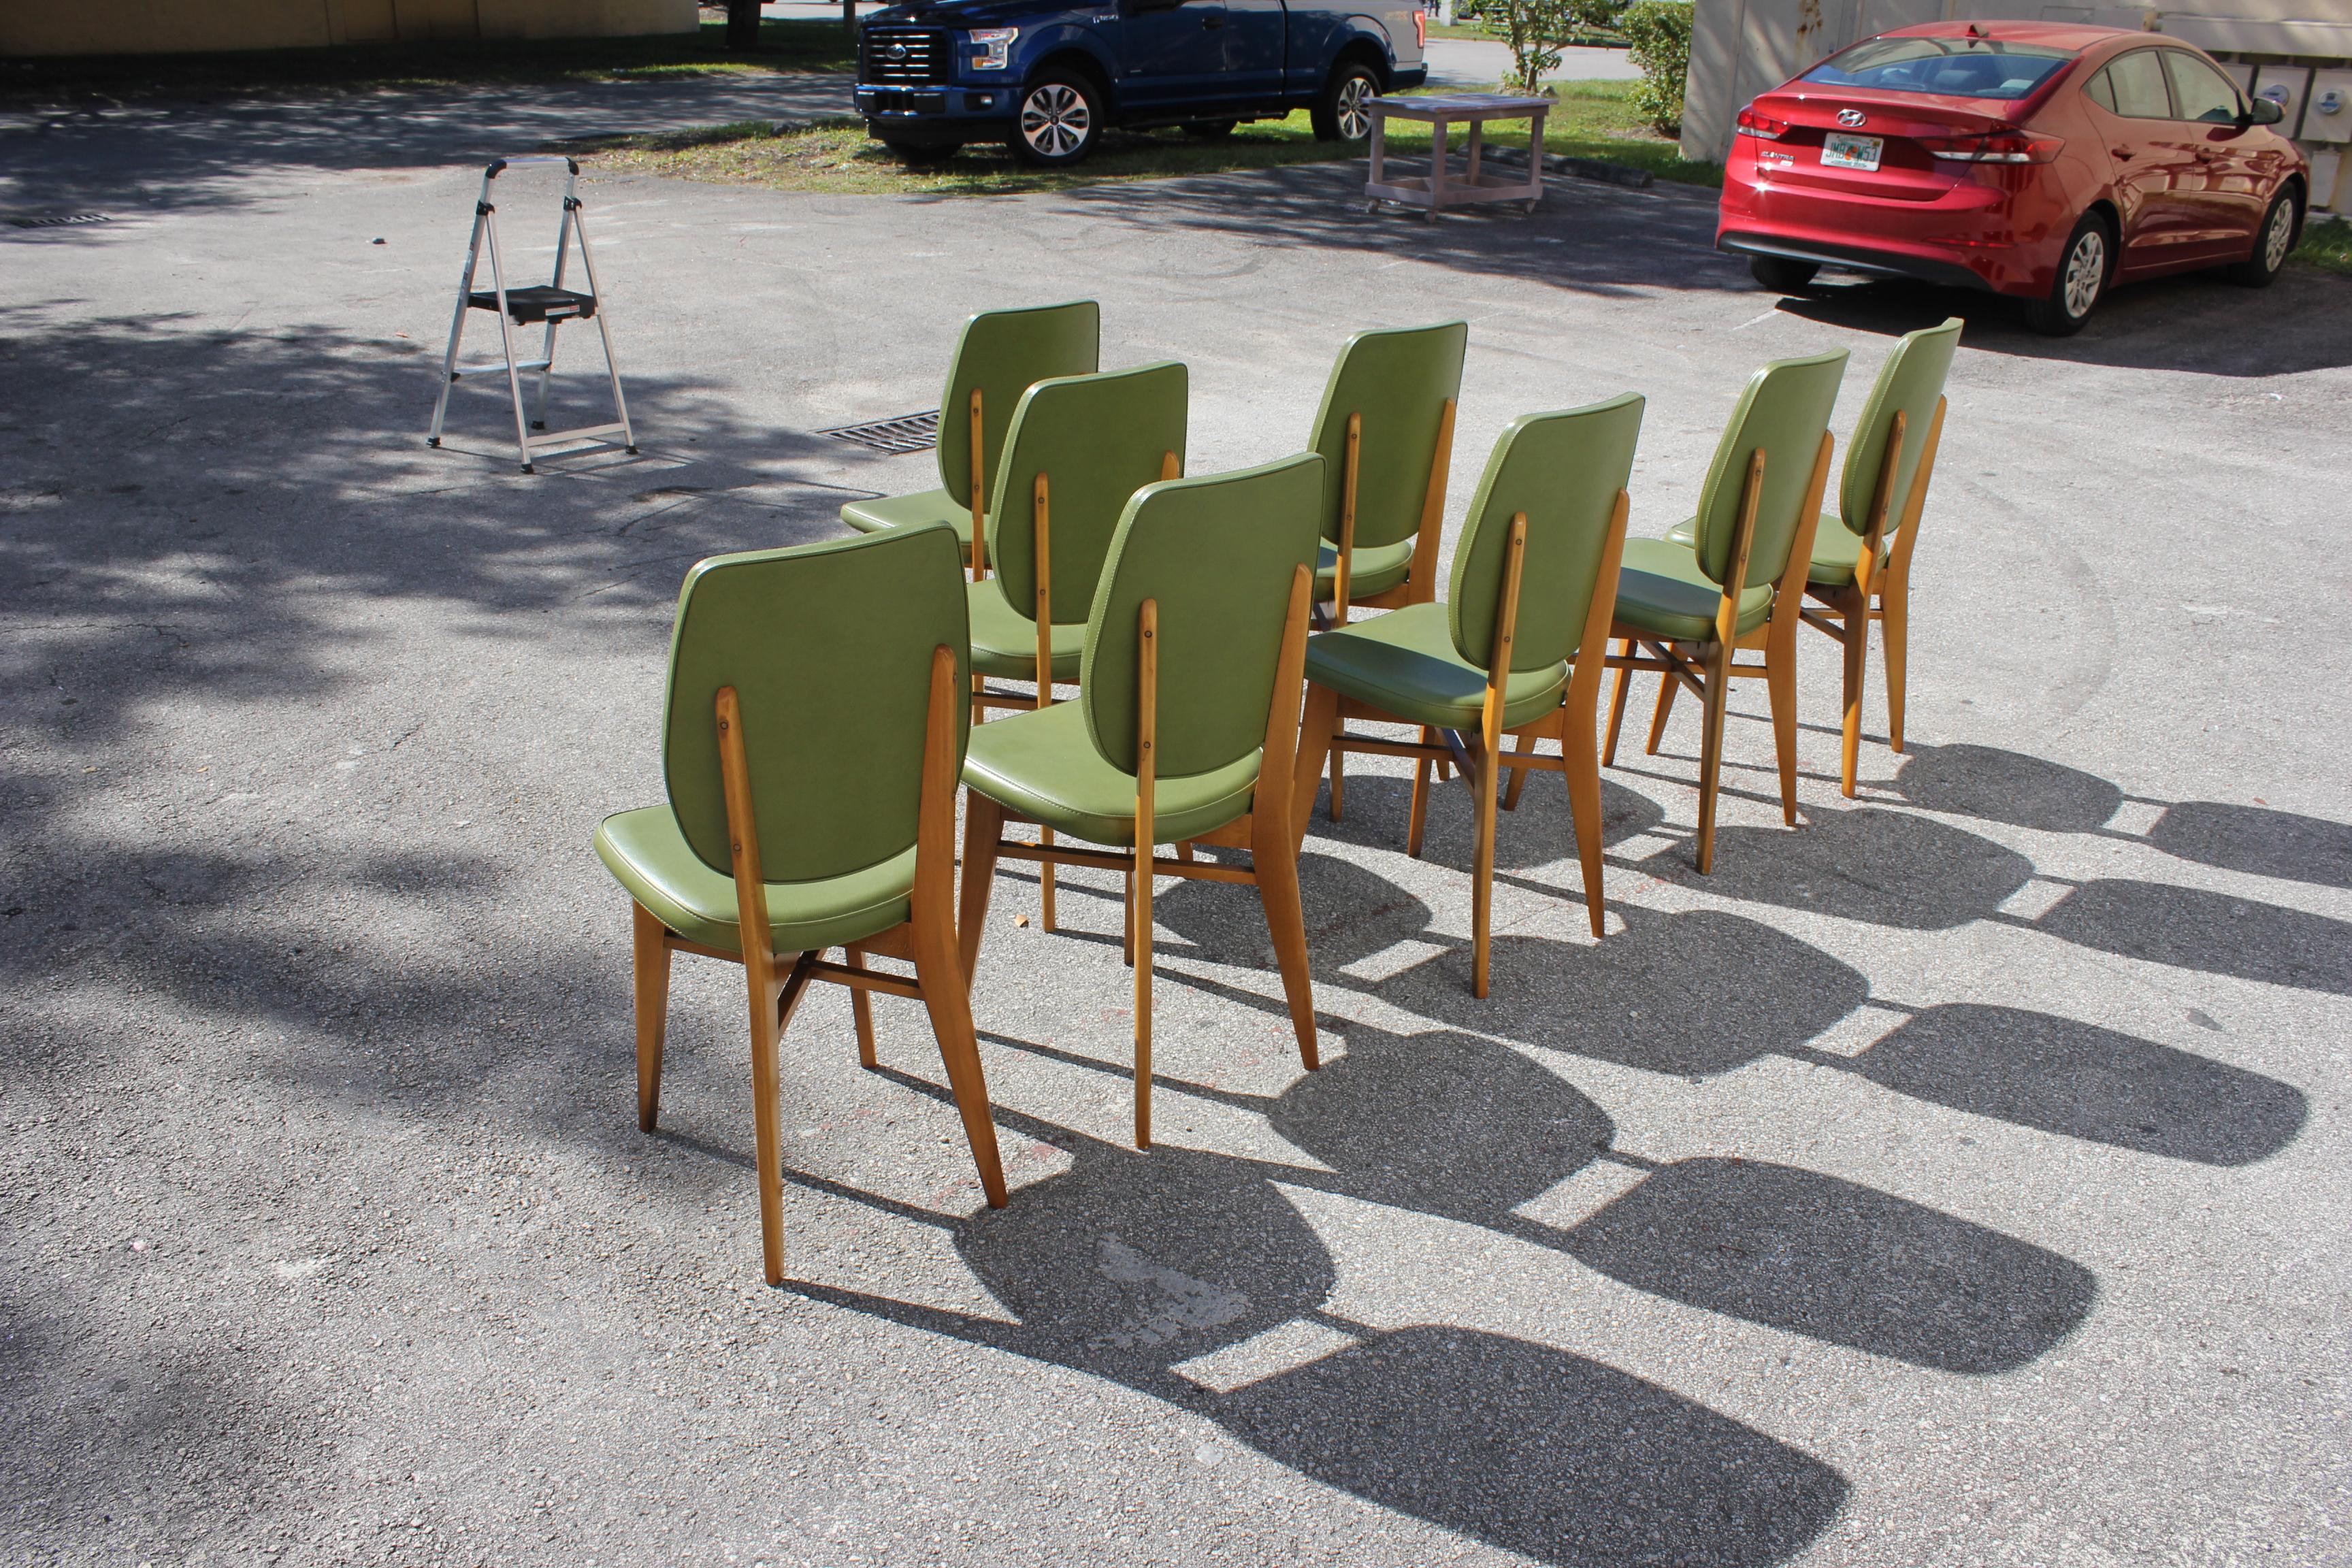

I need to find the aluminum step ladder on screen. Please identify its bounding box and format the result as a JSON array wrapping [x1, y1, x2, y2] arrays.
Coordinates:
[[427, 156, 635, 474]]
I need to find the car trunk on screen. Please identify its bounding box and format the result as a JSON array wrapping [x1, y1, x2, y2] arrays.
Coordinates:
[[1747, 90, 2017, 203]]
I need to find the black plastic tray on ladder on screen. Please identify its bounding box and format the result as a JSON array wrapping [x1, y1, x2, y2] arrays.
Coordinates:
[[427, 157, 636, 474]]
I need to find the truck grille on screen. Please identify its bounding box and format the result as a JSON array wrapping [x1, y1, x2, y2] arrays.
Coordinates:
[[860, 27, 949, 84]]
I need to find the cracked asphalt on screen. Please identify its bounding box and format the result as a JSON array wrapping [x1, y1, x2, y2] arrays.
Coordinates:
[[3, 71, 2349, 1568]]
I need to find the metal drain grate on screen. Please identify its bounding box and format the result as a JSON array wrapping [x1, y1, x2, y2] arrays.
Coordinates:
[[818, 409, 939, 455], [9, 213, 111, 229]]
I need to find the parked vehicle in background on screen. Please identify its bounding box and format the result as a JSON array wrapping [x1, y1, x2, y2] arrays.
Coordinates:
[[852, 0, 1428, 167], [1716, 21, 2308, 334]]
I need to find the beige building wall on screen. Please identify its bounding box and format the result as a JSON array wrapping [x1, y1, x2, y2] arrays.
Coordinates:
[[0, 0, 700, 58]]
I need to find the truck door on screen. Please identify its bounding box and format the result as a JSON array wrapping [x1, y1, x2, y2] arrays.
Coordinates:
[[1222, 0, 1287, 108], [1117, 0, 1235, 112]]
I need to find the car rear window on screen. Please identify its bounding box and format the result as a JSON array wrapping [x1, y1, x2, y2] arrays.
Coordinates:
[[1803, 36, 2075, 101]]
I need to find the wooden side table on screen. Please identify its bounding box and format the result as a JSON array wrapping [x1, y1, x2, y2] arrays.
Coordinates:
[[1365, 93, 1550, 219]]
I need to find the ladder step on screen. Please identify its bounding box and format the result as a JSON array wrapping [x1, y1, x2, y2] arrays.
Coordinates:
[[451, 358, 553, 380], [525, 422, 630, 449]]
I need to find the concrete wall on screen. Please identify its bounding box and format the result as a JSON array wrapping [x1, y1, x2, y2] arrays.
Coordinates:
[[0, 0, 701, 59], [1680, 0, 2352, 211]]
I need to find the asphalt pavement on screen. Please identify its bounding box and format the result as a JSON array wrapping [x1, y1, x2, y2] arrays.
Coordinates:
[[3, 72, 2349, 1568]]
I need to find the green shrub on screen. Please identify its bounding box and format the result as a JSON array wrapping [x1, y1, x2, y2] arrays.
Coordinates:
[[1620, 0, 1692, 137]]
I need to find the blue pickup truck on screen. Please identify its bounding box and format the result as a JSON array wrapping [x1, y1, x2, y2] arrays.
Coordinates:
[[852, 0, 1428, 167]]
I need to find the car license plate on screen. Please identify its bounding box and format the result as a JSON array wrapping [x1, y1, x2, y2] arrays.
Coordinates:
[[1821, 132, 1883, 171]]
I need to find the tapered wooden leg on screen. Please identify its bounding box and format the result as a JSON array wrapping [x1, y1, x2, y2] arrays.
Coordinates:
[[1881, 583, 1909, 753], [1563, 719, 1607, 939], [1471, 740, 1499, 999], [751, 953, 817, 1286], [845, 947, 877, 1068], [1603, 638, 1635, 766], [1407, 727, 1435, 858], [1645, 659, 1679, 755], [1252, 817, 1322, 1073], [1133, 838, 1154, 1149], [1767, 634, 1799, 827], [1501, 728, 1534, 812], [630, 902, 671, 1132], [1174, 840, 1194, 862], [909, 914, 1009, 1209], [1292, 683, 1340, 850], [1122, 869, 1135, 967], [1328, 744, 1345, 822], [958, 789, 1003, 983], [1839, 589, 1867, 799], [1694, 640, 1732, 875], [1039, 827, 1057, 932]]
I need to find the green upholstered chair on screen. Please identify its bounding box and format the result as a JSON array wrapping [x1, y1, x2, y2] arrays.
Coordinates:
[[1661, 319, 1959, 796], [1293, 395, 1642, 997], [592, 523, 1006, 1286], [1602, 350, 1847, 874], [1303, 320, 1468, 822], [968, 359, 1187, 932], [958, 453, 1324, 1149], [838, 300, 1100, 577]]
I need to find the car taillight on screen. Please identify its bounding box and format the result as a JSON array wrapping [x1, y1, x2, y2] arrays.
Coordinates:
[[1923, 131, 2064, 164], [1736, 107, 1791, 140]]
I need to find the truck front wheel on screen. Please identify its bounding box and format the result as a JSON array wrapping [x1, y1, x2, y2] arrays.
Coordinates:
[[1312, 59, 1381, 142], [1011, 69, 1104, 167]]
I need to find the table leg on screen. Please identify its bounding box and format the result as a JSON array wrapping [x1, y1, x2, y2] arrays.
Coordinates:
[[1466, 116, 1484, 190], [1369, 110, 1386, 194], [1428, 117, 1449, 218]]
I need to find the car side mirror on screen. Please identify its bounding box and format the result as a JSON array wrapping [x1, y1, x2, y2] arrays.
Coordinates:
[[2247, 97, 2285, 126]]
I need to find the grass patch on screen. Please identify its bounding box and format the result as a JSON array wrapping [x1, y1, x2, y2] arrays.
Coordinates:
[[2291, 215, 2352, 276], [1423, 20, 1629, 46], [0, 18, 853, 101], [581, 79, 1720, 195]]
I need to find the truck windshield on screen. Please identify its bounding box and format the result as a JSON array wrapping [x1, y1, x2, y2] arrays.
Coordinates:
[[1802, 37, 2074, 101]]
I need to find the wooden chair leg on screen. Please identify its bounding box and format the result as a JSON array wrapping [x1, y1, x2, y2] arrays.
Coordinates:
[[910, 910, 1009, 1209], [1328, 742, 1345, 822], [1767, 630, 1799, 828], [958, 789, 1004, 983], [1407, 727, 1435, 858], [1881, 581, 1909, 753], [1122, 869, 1135, 968], [1174, 840, 1194, 862], [1563, 719, 1607, 939], [751, 953, 817, 1286], [1132, 840, 1154, 1148], [1292, 682, 1340, 851], [630, 901, 671, 1132], [1603, 637, 1635, 766], [1501, 728, 1535, 811], [1252, 816, 1322, 1073], [1839, 589, 1867, 799], [844, 947, 877, 1069], [1039, 827, 1057, 932], [1644, 659, 1679, 755], [1471, 740, 1499, 999], [1694, 641, 1732, 875]]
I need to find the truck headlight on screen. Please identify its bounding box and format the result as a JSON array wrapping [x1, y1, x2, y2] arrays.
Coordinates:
[[968, 27, 1017, 69]]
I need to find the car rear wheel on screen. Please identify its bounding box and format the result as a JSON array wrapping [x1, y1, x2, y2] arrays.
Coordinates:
[[2225, 191, 2299, 288], [1313, 60, 1381, 142], [2023, 214, 2110, 337], [1748, 255, 1819, 294], [1011, 69, 1103, 167]]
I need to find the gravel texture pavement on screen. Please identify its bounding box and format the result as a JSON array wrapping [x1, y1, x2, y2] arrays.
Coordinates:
[[3, 77, 2349, 1568]]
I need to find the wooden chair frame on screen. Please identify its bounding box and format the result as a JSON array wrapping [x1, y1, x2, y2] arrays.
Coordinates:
[[1322, 396, 1456, 820], [1296, 493, 1629, 996], [1603, 431, 1835, 875], [959, 564, 1321, 1149], [1798, 396, 1946, 797], [628, 645, 1007, 1286]]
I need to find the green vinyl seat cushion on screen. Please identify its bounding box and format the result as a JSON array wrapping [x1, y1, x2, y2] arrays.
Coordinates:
[[1664, 514, 1878, 589], [968, 581, 1085, 681], [840, 489, 981, 561], [962, 700, 1261, 847], [1612, 536, 1775, 644], [1313, 536, 1417, 602], [593, 806, 917, 957], [1303, 602, 1569, 731]]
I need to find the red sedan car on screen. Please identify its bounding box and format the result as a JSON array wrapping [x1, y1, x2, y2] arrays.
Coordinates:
[[1717, 21, 2309, 334]]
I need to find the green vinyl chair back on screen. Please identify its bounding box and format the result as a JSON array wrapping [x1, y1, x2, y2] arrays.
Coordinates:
[[1448, 392, 1646, 670], [662, 523, 970, 883], [935, 299, 1101, 512], [1082, 453, 1324, 778], [987, 360, 1188, 627], [1688, 348, 1850, 590], [1307, 321, 1467, 551], [1835, 316, 1961, 536]]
